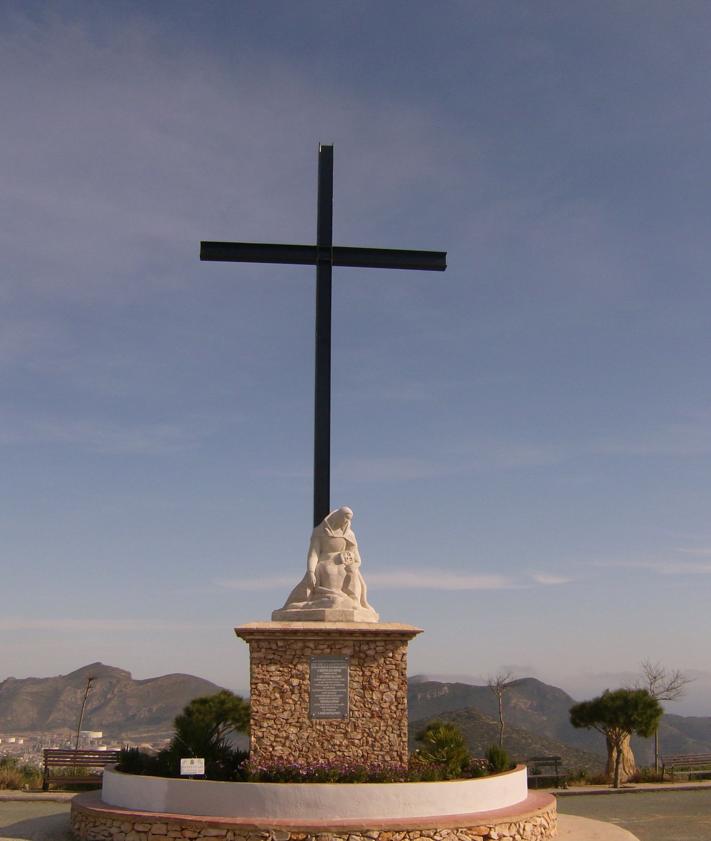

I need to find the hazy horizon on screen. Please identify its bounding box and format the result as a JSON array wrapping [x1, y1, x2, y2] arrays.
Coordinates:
[[3, 659, 710, 718]]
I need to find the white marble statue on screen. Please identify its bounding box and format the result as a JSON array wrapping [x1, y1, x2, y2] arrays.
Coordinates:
[[272, 506, 379, 622]]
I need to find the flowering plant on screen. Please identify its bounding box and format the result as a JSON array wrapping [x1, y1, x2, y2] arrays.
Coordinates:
[[241, 755, 490, 783]]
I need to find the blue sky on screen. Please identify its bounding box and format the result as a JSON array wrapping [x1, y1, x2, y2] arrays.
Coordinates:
[[2, 1, 711, 714]]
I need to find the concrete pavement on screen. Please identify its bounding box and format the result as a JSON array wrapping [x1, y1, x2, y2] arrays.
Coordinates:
[[0, 800, 639, 841], [557, 788, 711, 841], [558, 814, 640, 840], [0, 800, 72, 841], [5, 788, 711, 841]]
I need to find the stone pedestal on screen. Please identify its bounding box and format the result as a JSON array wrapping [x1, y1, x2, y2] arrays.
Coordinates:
[[235, 621, 422, 768]]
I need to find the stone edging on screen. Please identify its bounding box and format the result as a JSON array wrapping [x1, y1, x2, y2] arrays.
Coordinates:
[[71, 790, 557, 841], [556, 781, 711, 796]]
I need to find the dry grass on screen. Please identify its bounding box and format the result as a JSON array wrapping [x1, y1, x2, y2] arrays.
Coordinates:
[[0, 758, 43, 790]]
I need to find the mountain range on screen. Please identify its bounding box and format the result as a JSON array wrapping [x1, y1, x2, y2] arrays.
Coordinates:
[[2, 663, 710, 767], [408, 677, 711, 768], [0, 662, 221, 741]]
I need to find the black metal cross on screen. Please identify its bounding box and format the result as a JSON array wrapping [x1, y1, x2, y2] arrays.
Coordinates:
[[200, 144, 446, 527]]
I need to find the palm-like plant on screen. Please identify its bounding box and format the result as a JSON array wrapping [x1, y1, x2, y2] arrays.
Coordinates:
[[415, 720, 469, 777], [166, 690, 250, 780]]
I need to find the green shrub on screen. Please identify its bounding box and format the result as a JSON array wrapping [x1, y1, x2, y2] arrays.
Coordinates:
[[118, 745, 248, 782], [117, 748, 161, 776], [163, 690, 250, 781], [415, 721, 470, 779], [162, 745, 248, 782], [486, 744, 511, 774]]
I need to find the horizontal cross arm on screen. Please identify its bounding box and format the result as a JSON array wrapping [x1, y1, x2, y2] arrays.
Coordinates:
[[201, 242, 446, 271], [200, 242, 317, 265], [333, 246, 446, 271]]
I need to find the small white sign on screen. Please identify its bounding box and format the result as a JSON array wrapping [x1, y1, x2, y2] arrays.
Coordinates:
[[180, 757, 205, 776]]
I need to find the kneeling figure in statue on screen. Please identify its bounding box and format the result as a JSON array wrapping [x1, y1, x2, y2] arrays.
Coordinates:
[[272, 506, 379, 622]]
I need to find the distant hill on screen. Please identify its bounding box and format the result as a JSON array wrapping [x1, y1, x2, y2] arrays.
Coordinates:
[[409, 677, 602, 756], [408, 677, 711, 768], [644, 714, 711, 761], [4, 664, 711, 766], [409, 706, 603, 771], [0, 662, 223, 739]]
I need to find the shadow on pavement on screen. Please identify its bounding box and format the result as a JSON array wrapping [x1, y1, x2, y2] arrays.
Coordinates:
[[0, 812, 72, 841]]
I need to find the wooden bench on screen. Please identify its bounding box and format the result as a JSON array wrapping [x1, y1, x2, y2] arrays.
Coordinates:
[[662, 753, 711, 781], [42, 749, 120, 790], [526, 755, 568, 788]]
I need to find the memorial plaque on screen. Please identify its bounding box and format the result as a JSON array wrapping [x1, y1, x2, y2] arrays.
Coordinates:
[[309, 655, 349, 719]]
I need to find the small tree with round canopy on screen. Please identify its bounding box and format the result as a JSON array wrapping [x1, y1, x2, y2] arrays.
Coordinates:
[[570, 688, 663, 788]]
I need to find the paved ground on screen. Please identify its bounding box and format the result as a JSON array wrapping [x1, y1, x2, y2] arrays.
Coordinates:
[[0, 801, 71, 841], [2, 789, 711, 841], [557, 788, 711, 841]]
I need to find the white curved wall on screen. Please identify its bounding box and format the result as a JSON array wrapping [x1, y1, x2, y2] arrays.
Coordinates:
[[102, 765, 528, 821]]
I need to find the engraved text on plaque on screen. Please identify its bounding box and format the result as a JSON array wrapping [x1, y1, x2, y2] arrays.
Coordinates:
[[309, 655, 349, 719]]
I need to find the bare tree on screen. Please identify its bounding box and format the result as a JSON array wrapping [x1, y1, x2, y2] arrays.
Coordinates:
[[636, 660, 692, 773], [487, 670, 515, 749]]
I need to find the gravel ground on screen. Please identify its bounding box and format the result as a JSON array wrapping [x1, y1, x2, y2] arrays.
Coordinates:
[[557, 788, 711, 841]]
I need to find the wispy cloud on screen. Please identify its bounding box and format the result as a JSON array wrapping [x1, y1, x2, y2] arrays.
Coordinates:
[[217, 569, 570, 592], [0, 618, 219, 632], [529, 572, 573, 585], [0, 409, 238, 454], [367, 571, 516, 590], [217, 571, 515, 592], [674, 547, 711, 557], [446, 414, 711, 472], [659, 562, 711, 575], [592, 554, 711, 576]]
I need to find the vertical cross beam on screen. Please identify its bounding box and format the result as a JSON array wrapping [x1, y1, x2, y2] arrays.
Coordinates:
[[199, 144, 446, 530], [314, 145, 333, 527]]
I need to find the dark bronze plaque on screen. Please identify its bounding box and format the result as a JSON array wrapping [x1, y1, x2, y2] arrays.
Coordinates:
[[309, 655, 349, 719]]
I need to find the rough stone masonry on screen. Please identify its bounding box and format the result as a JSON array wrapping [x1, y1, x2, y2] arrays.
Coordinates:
[[235, 622, 422, 768], [71, 796, 558, 841]]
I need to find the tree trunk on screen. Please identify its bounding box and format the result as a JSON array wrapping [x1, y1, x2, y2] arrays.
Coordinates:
[[498, 694, 504, 748], [606, 733, 636, 786]]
